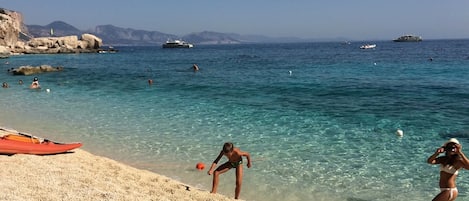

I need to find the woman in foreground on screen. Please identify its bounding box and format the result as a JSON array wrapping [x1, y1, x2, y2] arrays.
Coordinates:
[[427, 138, 469, 201]]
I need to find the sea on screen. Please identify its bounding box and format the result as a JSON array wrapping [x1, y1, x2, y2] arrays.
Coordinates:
[[1, 39, 469, 201]]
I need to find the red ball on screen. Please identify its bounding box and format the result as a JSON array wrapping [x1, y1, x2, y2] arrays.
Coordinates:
[[196, 162, 205, 170]]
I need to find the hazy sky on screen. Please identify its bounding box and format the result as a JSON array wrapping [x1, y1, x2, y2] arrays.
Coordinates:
[[2, 0, 468, 40]]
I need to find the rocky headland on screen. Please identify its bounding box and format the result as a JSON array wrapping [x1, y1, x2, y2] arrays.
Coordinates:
[[0, 8, 102, 58]]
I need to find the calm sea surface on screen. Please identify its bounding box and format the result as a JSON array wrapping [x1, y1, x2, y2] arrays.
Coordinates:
[[1, 40, 469, 201]]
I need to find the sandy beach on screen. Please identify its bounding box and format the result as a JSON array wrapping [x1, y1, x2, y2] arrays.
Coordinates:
[[0, 148, 235, 201]]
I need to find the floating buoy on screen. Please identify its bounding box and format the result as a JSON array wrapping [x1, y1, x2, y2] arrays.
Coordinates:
[[289, 71, 292, 75], [46, 89, 50, 93], [396, 129, 403, 137], [196, 162, 205, 170]]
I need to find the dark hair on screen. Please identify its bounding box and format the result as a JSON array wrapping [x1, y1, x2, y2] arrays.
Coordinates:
[[223, 142, 234, 153]]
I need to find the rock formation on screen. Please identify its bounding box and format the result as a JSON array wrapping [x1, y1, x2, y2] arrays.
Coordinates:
[[14, 34, 102, 54], [0, 8, 102, 55], [0, 45, 9, 58], [0, 8, 24, 47], [9, 65, 64, 75]]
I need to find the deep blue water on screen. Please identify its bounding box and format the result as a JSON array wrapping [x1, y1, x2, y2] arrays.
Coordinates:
[[1, 40, 469, 201]]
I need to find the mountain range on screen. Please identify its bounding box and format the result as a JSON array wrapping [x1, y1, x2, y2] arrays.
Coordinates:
[[25, 21, 338, 46]]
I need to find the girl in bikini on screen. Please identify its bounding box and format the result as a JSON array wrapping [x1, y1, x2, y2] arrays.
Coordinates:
[[427, 138, 469, 201], [207, 142, 252, 199]]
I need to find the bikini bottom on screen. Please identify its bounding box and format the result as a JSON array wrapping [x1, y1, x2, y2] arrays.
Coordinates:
[[440, 187, 458, 200]]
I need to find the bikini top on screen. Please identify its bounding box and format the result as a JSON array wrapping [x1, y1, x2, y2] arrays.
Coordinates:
[[440, 164, 459, 175]]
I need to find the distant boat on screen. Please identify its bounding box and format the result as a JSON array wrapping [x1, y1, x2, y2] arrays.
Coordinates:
[[393, 35, 422, 42], [162, 40, 194, 48], [360, 44, 376, 49], [98, 46, 118, 53]]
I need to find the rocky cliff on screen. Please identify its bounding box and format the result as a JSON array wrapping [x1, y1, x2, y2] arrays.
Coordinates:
[[0, 8, 24, 46], [0, 8, 23, 57], [0, 8, 102, 56]]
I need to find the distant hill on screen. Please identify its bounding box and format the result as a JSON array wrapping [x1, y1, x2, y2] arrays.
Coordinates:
[[25, 21, 315, 45], [184, 31, 240, 44], [27, 21, 82, 37], [92, 25, 178, 45]]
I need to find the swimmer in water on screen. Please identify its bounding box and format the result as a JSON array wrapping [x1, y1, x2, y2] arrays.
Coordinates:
[[192, 64, 199, 71], [30, 77, 40, 89]]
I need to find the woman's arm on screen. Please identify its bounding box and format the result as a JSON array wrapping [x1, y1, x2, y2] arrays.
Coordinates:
[[427, 147, 444, 164], [455, 144, 469, 169]]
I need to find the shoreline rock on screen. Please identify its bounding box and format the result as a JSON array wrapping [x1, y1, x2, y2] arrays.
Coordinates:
[[0, 45, 9, 58], [11, 33, 103, 54], [9, 65, 64, 75]]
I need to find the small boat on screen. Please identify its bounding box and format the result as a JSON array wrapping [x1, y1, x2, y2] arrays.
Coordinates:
[[98, 46, 118, 53], [360, 44, 376, 49], [162, 39, 194, 48], [393, 35, 422, 42], [0, 127, 82, 155]]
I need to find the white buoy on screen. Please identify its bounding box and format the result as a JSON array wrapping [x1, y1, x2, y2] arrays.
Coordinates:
[[289, 70, 292, 75], [373, 62, 377, 66], [396, 129, 403, 137], [46, 88, 50, 93]]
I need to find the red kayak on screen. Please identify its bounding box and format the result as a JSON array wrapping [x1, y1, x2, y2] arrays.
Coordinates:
[[0, 128, 82, 155]]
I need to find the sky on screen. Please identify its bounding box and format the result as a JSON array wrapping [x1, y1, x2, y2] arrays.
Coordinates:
[[1, 0, 469, 40]]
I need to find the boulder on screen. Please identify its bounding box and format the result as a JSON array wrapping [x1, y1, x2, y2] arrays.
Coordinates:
[[60, 35, 79, 49], [0, 45, 9, 58], [9, 65, 64, 75], [81, 33, 102, 49], [27, 37, 55, 48]]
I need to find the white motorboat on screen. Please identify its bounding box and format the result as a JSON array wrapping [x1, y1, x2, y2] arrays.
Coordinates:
[[360, 44, 376, 49], [162, 40, 194, 48]]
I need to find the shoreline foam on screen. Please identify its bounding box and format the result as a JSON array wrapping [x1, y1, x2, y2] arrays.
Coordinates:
[[0, 148, 235, 201]]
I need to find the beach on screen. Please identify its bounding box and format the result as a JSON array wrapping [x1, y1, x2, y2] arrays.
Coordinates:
[[0, 148, 234, 201]]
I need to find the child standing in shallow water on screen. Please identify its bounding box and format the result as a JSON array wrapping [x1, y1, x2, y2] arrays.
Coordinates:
[[207, 142, 252, 199]]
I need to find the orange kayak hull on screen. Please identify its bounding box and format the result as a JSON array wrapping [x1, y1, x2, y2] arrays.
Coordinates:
[[0, 138, 82, 155]]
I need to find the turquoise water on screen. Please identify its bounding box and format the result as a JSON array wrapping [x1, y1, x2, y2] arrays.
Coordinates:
[[1, 40, 469, 201]]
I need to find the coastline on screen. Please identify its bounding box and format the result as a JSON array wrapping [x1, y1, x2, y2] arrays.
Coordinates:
[[0, 148, 235, 201]]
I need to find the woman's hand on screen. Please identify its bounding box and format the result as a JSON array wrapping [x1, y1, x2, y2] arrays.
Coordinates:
[[428, 147, 444, 164], [436, 147, 445, 154], [455, 144, 463, 154]]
